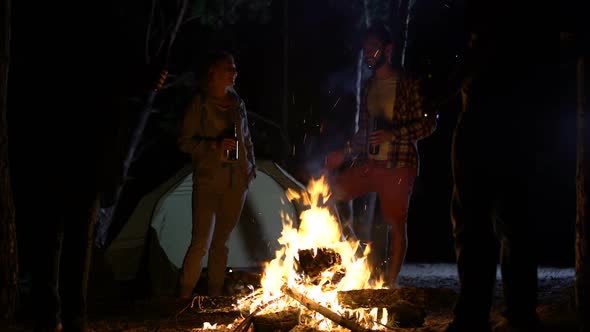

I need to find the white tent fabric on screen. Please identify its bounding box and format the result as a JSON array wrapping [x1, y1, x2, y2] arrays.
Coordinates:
[[150, 164, 299, 269], [105, 160, 306, 290]]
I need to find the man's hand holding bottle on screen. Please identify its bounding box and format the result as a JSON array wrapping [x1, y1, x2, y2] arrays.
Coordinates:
[[369, 129, 399, 145]]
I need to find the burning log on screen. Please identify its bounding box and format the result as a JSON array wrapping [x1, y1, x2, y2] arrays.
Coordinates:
[[232, 311, 255, 332], [336, 288, 457, 328], [297, 248, 346, 287], [337, 287, 457, 310], [383, 302, 426, 328], [287, 326, 321, 332], [298, 248, 342, 279], [252, 309, 300, 332], [281, 284, 370, 332], [233, 295, 285, 332]]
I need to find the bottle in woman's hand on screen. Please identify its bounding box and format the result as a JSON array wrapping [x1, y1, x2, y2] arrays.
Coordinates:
[[222, 122, 239, 162]]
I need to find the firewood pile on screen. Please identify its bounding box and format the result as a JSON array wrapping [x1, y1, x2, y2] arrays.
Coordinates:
[[173, 250, 458, 332], [173, 288, 457, 331]]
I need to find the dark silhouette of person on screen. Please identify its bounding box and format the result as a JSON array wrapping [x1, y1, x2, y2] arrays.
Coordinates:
[[9, 3, 129, 331], [445, 2, 555, 331]]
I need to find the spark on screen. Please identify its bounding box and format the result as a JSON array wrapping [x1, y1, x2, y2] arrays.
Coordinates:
[[330, 97, 341, 112]]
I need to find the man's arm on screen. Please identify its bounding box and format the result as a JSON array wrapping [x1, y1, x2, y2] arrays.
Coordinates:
[[396, 78, 437, 141]]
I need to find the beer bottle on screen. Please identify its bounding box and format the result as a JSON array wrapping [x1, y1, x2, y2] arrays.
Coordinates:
[[224, 122, 239, 161], [369, 118, 380, 155]]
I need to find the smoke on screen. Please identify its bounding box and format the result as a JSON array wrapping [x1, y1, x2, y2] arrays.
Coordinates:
[[295, 63, 368, 181]]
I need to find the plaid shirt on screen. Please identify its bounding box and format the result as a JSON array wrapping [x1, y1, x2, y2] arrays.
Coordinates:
[[348, 73, 436, 171]]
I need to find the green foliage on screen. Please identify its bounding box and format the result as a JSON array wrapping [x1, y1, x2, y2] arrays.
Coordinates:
[[188, 0, 272, 29]]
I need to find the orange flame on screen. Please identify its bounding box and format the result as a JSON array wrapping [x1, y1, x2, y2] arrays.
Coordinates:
[[237, 176, 387, 330]]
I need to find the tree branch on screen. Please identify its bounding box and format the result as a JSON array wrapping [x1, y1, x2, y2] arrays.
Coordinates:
[[166, 0, 189, 61], [0, 0, 17, 321], [144, 0, 157, 64]]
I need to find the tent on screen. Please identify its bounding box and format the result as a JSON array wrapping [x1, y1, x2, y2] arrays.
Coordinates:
[[104, 160, 307, 296]]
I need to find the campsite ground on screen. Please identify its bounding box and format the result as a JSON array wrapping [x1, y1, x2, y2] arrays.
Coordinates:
[[2, 263, 579, 332]]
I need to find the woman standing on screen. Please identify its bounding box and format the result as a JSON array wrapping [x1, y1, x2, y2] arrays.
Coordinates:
[[177, 50, 256, 298]]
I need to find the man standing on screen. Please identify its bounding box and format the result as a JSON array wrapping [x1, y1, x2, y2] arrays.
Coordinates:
[[10, 3, 129, 330], [444, 2, 554, 330], [325, 24, 436, 287]]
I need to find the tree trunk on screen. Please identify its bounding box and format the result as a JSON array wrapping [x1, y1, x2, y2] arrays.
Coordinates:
[[251, 309, 299, 332], [575, 54, 590, 332], [96, 0, 188, 247], [281, 0, 291, 163], [0, 0, 17, 321], [362, 0, 370, 27], [399, 0, 411, 69]]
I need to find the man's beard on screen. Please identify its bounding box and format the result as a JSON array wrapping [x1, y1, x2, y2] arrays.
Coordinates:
[[366, 49, 386, 70]]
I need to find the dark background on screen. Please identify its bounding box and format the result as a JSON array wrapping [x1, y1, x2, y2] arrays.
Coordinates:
[[7, 0, 575, 282]]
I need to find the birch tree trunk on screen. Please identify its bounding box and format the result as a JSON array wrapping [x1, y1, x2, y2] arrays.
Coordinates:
[[398, 0, 410, 69], [575, 53, 589, 332], [0, 0, 18, 321], [282, 0, 291, 162]]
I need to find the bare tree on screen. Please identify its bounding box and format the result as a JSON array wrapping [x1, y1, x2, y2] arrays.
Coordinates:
[[575, 50, 589, 332], [282, 0, 291, 161], [95, 0, 189, 246], [0, 0, 17, 321]]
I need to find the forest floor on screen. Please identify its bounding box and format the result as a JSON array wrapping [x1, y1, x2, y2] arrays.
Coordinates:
[[2, 263, 579, 332]]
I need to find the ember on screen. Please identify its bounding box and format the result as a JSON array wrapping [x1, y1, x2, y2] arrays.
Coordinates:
[[236, 176, 387, 331]]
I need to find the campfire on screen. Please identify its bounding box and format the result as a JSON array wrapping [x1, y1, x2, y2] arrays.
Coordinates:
[[233, 176, 387, 332]]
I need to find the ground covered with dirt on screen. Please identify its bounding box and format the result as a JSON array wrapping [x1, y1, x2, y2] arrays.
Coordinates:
[[3, 264, 579, 332]]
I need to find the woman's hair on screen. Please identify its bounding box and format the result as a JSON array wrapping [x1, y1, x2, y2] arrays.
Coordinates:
[[205, 49, 233, 72], [195, 49, 234, 92]]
